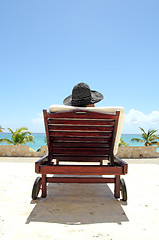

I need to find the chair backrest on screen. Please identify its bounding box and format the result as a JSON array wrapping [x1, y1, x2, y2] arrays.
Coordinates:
[[44, 106, 124, 165], [49, 105, 125, 155]]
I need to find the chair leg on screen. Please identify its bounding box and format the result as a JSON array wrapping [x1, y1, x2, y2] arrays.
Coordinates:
[[114, 175, 120, 199], [42, 174, 47, 198]]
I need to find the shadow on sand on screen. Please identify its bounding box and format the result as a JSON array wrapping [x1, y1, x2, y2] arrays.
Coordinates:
[[26, 183, 129, 225]]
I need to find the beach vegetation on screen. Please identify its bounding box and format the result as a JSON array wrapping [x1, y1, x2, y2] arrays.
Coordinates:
[[131, 127, 159, 146], [0, 127, 35, 145], [119, 138, 129, 146], [0, 126, 4, 133]]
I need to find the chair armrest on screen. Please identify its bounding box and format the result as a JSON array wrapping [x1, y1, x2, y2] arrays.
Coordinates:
[[35, 154, 48, 173], [114, 156, 128, 174]]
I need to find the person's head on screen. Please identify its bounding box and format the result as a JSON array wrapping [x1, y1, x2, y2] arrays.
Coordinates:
[[63, 82, 104, 107]]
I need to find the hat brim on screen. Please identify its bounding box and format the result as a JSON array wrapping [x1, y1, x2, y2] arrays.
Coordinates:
[[63, 90, 104, 106]]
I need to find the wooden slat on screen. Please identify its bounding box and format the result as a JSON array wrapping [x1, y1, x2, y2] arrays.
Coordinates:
[[49, 131, 112, 137], [52, 156, 109, 161], [47, 118, 115, 127], [47, 177, 115, 183], [51, 148, 109, 155], [39, 165, 123, 175], [52, 142, 109, 148], [48, 125, 114, 131], [47, 110, 117, 119], [52, 136, 109, 142], [53, 155, 110, 160], [48, 119, 115, 125]]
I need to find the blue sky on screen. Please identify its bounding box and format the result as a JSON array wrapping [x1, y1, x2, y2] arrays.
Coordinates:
[[0, 0, 159, 133]]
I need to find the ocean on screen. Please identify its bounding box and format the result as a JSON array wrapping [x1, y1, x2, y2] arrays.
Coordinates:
[[0, 133, 147, 151]]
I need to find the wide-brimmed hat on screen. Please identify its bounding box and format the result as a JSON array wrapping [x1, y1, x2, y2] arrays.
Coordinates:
[[63, 82, 104, 106]]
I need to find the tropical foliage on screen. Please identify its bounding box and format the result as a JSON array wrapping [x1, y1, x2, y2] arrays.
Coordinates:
[[0, 127, 35, 145], [131, 127, 159, 146], [119, 138, 129, 146], [0, 126, 4, 133]]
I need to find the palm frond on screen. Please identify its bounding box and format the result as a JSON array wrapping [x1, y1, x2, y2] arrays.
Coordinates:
[[0, 138, 13, 144], [151, 141, 159, 145], [131, 138, 144, 143], [0, 126, 4, 132], [21, 130, 32, 137], [139, 127, 146, 135], [12, 133, 23, 144], [8, 128, 14, 134], [119, 138, 129, 146], [23, 135, 35, 144], [17, 127, 28, 133], [148, 129, 157, 136], [149, 135, 159, 141]]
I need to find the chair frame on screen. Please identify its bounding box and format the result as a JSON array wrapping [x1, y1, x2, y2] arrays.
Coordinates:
[[33, 109, 128, 201]]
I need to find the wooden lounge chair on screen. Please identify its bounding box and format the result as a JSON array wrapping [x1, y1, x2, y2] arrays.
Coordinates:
[[32, 106, 128, 201]]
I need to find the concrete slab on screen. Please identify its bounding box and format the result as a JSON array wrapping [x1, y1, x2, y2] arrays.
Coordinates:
[[0, 157, 159, 240]]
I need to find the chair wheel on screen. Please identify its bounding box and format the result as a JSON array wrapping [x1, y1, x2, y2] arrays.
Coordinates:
[[32, 177, 42, 200], [120, 178, 127, 202]]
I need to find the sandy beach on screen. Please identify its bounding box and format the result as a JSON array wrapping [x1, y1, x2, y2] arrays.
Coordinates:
[[0, 157, 159, 240]]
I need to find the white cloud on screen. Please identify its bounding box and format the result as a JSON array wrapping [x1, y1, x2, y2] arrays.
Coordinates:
[[125, 109, 159, 125], [123, 109, 159, 133], [148, 111, 159, 124]]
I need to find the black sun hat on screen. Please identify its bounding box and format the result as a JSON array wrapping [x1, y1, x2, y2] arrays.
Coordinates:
[[63, 82, 104, 106]]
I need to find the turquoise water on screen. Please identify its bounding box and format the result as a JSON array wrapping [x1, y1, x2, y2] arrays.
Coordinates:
[[0, 133, 147, 151]]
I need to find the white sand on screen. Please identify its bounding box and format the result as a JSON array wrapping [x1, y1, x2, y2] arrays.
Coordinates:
[[0, 157, 159, 240]]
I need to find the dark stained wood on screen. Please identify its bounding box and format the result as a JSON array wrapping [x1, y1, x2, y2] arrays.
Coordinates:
[[114, 175, 120, 198], [52, 148, 109, 155], [48, 124, 114, 131], [47, 110, 117, 119], [39, 165, 123, 175], [52, 142, 109, 148], [48, 119, 115, 125], [49, 130, 112, 137], [47, 177, 115, 183], [42, 174, 46, 198], [33, 108, 128, 200], [45, 109, 119, 165], [51, 156, 109, 161], [52, 136, 109, 142], [35, 154, 48, 173], [114, 156, 128, 174]]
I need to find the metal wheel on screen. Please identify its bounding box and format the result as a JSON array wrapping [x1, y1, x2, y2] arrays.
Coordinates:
[[120, 178, 127, 202], [32, 177, 42, 200]]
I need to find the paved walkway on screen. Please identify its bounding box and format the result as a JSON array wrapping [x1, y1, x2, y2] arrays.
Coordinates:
[[0, 157, 159, 240]]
